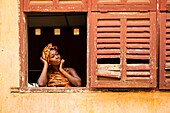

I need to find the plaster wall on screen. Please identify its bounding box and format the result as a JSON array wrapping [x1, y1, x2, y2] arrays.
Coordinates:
[[0, 1, 170, 113]]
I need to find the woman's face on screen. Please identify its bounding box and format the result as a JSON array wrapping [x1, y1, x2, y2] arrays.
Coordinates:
[[49, 49, 61, 66]]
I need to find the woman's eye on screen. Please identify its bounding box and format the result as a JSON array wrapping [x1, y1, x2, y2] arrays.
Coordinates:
[[51, 55, 54, 58]]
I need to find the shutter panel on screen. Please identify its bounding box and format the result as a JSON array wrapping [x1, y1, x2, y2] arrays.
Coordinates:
[[160, 0, 170, 11], [24, 0, 87, 11], [160, 12, 170, 89], [90, 11, 157, 88], [92, 0, 156, 11]]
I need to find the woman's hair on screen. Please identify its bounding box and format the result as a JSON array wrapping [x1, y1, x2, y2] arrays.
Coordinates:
[[42, 43, 58, 63]]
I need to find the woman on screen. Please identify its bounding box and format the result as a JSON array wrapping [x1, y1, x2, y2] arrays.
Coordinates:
[[37, 43, 81, 87]]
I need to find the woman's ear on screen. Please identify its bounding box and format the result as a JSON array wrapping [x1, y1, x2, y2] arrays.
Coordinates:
[[48, 61, 51, 65]]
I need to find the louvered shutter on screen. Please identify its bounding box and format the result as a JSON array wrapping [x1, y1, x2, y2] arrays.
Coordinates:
[[160, 12, 170, 89], [90, 12, 157, 88], [92, 0, 156, 11]]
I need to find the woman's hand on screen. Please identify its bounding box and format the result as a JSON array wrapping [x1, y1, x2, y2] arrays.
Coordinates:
[[59, 59, 81, 86], [59, 59, 65, 72], [40, 52, 48, 65]]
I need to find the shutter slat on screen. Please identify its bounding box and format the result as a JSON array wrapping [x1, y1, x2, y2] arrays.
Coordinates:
[[166, 40, 170, 44], [97, 44, 120, 48], [97, 55, 120, 58], [166, 56, 170, 61], [97, 39, 120, 43], [127, 64, 150, 70], [165, 74, 170, 77], [165, 63, 170, 69], [97, 33, 120, 37], [126, 55, 150, 59], [97, 20, 120, 26], [166, 51, 170, 55], [97, 27, 120, 32], [166, 34, 170, 38], [127, 27, 150, 31], [97, 49, 121, 54], [127, 44, 149, 48], [127, 71, 150, 76], [127, 33, 150, 37], [97, 73, 121, 78], [126, 77, 150, 81], [166, 45, 170, 49], [127, 22, 150, 26], [97, 64, 120, 70], [166, 29, 170, 32], [127, 49, 150, 54], [126, 39, 150, 43]]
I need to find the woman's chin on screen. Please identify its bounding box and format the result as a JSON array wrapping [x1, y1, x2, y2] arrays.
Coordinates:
[[54, 61, 61, 65]]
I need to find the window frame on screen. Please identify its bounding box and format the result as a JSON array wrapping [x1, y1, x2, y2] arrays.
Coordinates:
[[18, 0, 91, 93], [23, 0, 88, 12], [14, 0, 160, 93]]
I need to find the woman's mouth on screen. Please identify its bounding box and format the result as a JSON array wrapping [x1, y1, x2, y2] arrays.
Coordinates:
[[56, 59, 60, 62]]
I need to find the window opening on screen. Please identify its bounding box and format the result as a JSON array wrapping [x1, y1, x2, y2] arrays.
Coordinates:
[[27, 12, 87, 87], [127, 59, 149, 64]]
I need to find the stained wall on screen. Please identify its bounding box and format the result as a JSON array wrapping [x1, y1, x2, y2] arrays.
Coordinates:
[[0, 1, 170, 113]]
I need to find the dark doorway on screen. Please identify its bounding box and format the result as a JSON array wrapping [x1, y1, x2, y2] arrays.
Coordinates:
[[27, 12, 87, 87]]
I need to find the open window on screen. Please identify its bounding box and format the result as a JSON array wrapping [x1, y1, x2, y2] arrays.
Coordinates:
[[25, 12, 87, 87], [17, 0, 159, 93]]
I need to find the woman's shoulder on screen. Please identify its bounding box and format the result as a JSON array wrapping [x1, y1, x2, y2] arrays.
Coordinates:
[[64, 67, 75, 72]]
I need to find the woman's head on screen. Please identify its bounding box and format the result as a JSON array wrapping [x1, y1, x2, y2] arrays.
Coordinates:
[[42, 43, 61, 65]]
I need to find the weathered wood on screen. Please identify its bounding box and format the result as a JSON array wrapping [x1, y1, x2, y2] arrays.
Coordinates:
[[97, 55, 120, 58], [97, 49, 121, 54], [97, 44, 120, 48], [126, 64, 150, 70], [97, 64, 121, 70], [160, 0, 170, 11], [92, 0, 156, 11], [91, 11, 156, 88], [24, 0, 88, 11], [126, 44, 149, 48], [126, 71, 150, 76], [97, 37, 120, 44]]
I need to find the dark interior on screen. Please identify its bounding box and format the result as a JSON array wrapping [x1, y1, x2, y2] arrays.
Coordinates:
[[27, 12, 87, 87]]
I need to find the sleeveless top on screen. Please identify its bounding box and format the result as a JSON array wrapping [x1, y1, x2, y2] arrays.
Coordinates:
[[47, 69, 71, 87]]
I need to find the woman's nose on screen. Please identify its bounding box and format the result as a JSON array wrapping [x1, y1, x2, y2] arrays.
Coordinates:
[[55, 55, 59, 59]]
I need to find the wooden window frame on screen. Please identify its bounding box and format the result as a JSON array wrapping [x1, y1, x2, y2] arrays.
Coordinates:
[[12, 0, 161, 93], [23, 0, 88, 12], [17, 0, 90, 93], [91, 0, 156, 12]]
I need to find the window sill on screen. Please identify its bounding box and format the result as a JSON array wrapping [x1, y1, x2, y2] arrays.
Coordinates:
[[11, 87, 89, 93]]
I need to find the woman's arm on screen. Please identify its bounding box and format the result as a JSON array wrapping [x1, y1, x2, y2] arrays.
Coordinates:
[[59, 60, 81, 87], [37, 57, 48, 87]]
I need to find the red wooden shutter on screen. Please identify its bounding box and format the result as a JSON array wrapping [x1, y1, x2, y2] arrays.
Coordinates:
[[92, 0, 156, 11], [24, 0, 88, 11], [159, 0, 170, 11], [90, 11, 157, 88], [160, 12, 170, 89]]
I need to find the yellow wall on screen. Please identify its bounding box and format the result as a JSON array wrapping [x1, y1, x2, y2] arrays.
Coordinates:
[[0, 1, 170, 113]]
